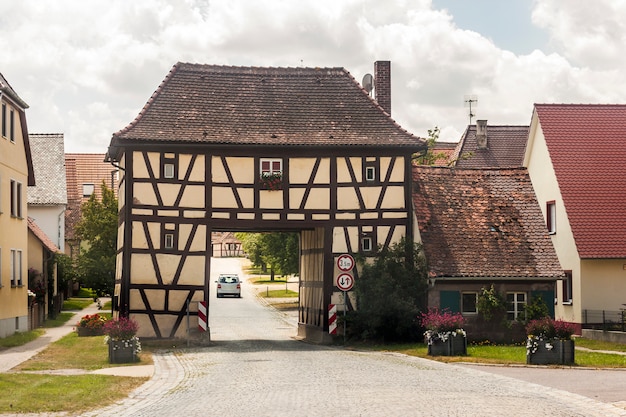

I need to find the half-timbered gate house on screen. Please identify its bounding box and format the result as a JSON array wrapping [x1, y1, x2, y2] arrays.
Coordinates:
[[106, 61, 424, 342]]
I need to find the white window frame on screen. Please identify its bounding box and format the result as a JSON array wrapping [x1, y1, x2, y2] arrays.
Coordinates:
[[260, 158, 282, 176], [361, 236, 373, 252], [546, 201, 556, 234], [10, 179, 22, 218], [506, 292, 527, 321], [365, 166, 376, 182], [163, 163, 175, 179], [10, 249, 22, 286], [9, 108, 14, 142], [82, 183, 95, 197], [562, 270, 573, 304], [164, 233, 174, 249], [1, 103, 6, 138]]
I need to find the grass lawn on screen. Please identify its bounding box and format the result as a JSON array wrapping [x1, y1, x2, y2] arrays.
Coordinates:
[[1, 332, 153, 414], [367, 338, 626, 368], [0, 373, 146, 414], [0, 329, 45, 350], [258, 289, 299, 298], [62, 297, 95, 311]]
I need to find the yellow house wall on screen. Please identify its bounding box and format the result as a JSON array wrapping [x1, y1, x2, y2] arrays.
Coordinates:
[[580, 259, 626, 311], [0, 98, 29, 336], [525, 115, 581, 323]]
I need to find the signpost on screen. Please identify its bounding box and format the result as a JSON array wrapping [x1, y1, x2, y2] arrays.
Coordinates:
[[335, 254, 355, 343]]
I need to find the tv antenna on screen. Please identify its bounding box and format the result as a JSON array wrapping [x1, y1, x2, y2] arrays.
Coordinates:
[[464, 95, 478, 124], [362, 73, 373, 96]]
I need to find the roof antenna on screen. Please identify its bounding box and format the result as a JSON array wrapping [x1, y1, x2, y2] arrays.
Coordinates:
[[464, 95, 478, 124]]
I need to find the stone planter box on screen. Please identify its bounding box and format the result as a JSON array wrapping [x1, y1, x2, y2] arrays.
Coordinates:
[[76, 327, 104, 337], [108, 339, 138, 364], [428, 335, 467, 356], [527, 339, 575, 365]]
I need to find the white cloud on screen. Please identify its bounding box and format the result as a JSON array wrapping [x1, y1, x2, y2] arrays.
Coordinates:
[[1, 0, 625, 150]]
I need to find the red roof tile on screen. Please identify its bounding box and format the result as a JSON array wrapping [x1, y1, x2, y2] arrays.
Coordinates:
[[412, 166, 563, 278], [534, 104, 626, 258], [111, 63, 422, 151]]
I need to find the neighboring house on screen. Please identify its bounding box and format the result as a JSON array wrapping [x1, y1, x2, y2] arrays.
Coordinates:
[[27, 217, 60, 327], [0, 72, 35, 338], [26, 133, 66, 323], [65, 153, 119, 258], [211, 232, 243, 257], [106, 61, 424, 341], [27, 134, 67, 252], [452, 120, 529, 168], [412, 166, 563, 340], [524, 104, 626, 332], [430, 141, 458, 166]]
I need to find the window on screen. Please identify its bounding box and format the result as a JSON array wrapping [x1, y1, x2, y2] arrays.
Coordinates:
[[563, 270, 573, 304], [10, 180, 22, 218], [161, 224, 177, 250], [1, 103, 6, 137], [9, 108, 14, 142], [364, 160, 378, 182], [161, 153, 178, 179], [164, 233, 174, 249], [461, 292, 478, 314], [163, 163, 175, 179], [361, 236, 373, 252], [260, 158, 282, 176], [82, 183, 95, 197], [506, 292, 527, 320], [10, 249, 22, 286], [546, 201, 556, 234], [0, 247, 2, 286]]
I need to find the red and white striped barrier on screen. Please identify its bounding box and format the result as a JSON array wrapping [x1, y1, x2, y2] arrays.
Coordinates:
[[328, 304, 337, 335], [198, 301, 207, 332]]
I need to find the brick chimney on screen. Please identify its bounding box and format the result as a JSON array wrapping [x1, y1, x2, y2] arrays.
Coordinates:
[[374, 61, 391, 115], [476, 120, 488, 149]]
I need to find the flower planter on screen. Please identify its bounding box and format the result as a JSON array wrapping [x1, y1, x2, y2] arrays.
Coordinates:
[[108, 339, 138, 364], [527, 339, 574, 365], [77, 327, 104, 337], [427, 334, 467, 356]]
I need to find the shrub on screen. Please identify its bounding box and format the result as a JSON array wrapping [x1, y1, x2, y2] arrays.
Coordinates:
[[419, 308, 464, 332], [103, 317, 138, 341], [525, 317, 575, 340], [476, 284, 506, 321]]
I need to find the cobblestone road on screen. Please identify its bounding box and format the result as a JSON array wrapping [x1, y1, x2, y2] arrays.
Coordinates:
[[79, 258, 626, 417]]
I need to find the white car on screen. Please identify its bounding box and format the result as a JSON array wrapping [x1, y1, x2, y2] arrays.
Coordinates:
[[216, 274, 241, 298]]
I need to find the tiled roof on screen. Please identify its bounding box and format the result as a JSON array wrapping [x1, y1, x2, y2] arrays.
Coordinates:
[[453, 124, 529, 168], [110, 63, 423, 151], [412, 166, 563, 279], [534, 104, 626, 258], [65, 153, 119, 241], [27, 134, 67, 205], [431, 141, 458, 166], [28, 217, 59, 253]]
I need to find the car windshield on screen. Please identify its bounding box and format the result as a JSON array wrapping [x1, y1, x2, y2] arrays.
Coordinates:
[[219, 276, 238, 283]]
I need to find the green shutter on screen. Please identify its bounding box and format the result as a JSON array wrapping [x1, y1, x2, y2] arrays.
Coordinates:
[[440, 290, 460, 313], [531, 290, 555, 318]]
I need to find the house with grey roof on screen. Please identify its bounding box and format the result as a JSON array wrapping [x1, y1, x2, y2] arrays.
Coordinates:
[[452, 120, 529, 168], [27, 133, 67, 252]]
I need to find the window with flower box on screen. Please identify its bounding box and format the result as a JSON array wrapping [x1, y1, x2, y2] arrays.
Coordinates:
[[259, 158, 283, 190]]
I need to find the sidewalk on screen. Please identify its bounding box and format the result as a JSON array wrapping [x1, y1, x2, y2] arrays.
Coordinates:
[[0, 299, 154, 377]]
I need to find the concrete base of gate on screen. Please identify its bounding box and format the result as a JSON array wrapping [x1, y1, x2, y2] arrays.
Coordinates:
[[298, 323, 333, 344]]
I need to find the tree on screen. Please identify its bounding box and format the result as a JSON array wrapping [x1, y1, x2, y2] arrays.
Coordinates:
[[413, 126, 473, 166], [75, 181, 118, 297], [235, 232, 299, 280], [347, 238, 429, 342]]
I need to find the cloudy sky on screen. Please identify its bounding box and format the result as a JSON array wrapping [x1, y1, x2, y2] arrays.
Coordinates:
[[2, 0, 625, 152]]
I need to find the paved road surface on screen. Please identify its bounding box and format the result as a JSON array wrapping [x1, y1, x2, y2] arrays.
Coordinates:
[[83, 258, 626, 417]]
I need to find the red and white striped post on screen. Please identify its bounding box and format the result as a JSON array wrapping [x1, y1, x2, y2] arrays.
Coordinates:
[[328, 304, 337, 335], [198, 301, 208, 332]]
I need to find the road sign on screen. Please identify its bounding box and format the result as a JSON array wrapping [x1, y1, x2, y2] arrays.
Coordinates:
[[328, 304, 337, 335], [337, 254, 355, 272], [336, 273, 354, 291]]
